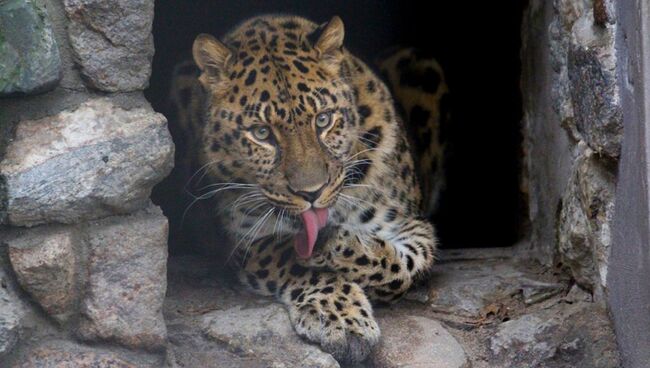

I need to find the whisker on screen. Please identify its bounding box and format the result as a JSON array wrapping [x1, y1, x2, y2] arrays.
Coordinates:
[[230, 207, 274, 264]]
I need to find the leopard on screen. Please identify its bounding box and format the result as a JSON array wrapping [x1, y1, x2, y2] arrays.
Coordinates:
[[169, 15, 447, 365], [377, 47, 451, 216]]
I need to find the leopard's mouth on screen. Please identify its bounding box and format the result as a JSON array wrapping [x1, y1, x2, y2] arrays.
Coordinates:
[[293, 207, 329, 259], [242, 194, 331, 259], [259, 184, 341, 215]]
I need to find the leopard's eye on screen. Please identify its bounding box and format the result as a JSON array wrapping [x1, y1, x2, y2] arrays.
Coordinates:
[[315, 111, 333, 129], [251, 125, 271, 141]]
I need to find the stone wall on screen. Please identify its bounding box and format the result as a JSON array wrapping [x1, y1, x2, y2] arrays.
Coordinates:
[[520, 0, 621, 301], [0, 0, 174, 366]]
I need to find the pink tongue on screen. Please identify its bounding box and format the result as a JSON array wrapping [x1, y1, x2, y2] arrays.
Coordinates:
[[294, 208, 329, 259]]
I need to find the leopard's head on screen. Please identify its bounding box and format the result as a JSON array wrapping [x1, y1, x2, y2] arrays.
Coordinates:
[[193, 16, 360, 216]]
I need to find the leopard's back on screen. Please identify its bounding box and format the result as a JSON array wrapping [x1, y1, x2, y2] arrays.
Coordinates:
[[378, 48, 451, 216]]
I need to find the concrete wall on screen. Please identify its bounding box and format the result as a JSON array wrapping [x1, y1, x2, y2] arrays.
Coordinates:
[[608, 0, 650, 366], [519, 0, 574, 266]]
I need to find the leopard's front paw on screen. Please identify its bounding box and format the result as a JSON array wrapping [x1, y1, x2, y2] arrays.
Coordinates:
[[287, 281, 380, 365]]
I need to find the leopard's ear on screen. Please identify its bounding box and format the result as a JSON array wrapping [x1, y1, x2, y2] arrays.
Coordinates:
[[192, 34, 232, 88], [312, 16, 345, 60]]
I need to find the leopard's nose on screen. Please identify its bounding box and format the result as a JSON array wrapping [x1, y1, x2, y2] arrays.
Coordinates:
[[288, 182, 327, 203]]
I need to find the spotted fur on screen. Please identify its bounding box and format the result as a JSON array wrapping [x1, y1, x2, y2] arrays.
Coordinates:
[[170, 15, 439, 364], [378, 48, 451, 215]]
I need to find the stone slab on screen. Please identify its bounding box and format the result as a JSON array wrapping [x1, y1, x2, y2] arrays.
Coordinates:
[[76, 205, 169, 350], [0, 98, 174, 227]]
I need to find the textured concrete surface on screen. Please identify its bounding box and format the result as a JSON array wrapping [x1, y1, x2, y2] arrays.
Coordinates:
[[608, 0, 650, 366]]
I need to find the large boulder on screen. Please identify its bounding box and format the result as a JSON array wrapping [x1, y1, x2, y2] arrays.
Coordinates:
[[0, 0, 61, 96], [428, 257, 565, 319], [550, 0, 622, 158], [0, 98, 174, 227], [77, 206, 169, 350], [203, 304, 339, 368], [63, 0, 154, 92], [371, 311, 470, 368], [6, 225, 78, 323], [489, 301, 620, 367], [558, 144, 615, 292]]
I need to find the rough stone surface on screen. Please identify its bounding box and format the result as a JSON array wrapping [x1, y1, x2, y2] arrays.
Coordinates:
[[549, 0, 622, 159], [0, 0, 62, 95], [523, 0, 621, 299], [13, 348, 136, 368], [77, 206, 168, 350], [0, 98, 174, 227], [490, 315, 553, 360], [428, 258, 565, 319], [63, 0, 154, 92], [489, 302, 620, 367], [371, 311, 469, 368], [203, 304, 339, 368], [567, 40, 622, 158], [430, 261, 522, 318], [9, 340, 163, 368], [164, 250, 621, 368], [558, 144, 615, 293], [0, 265, 23, 358], [0, 309, 20, 359], [6, 225, 78, 322]]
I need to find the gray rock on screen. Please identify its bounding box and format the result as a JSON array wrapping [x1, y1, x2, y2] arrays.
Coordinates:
[[0, 288, 21, 358], [489, 301, 620, 368], [558, 144, 615, 292], [77, 205, 168, 350], [10, 340, 163, 368], [0, 98, 174, 227], [549, 0, 622, 158], [371, 312, 470, 368], [203, 304, 339, 368], [427, 257, 567, 321], [0, 310, 19, 358], [0, 262, 25, 358], [563, 284, 593, 303], [490, 315, 555, 361], [428, 260, 524, 318], [63, 0, 154, 92], [568, 44, 622, 158], [13, 348, 137, 368], [6, 225, 78, 322], [520, 278, 565, 305], [0, 0, 61, 95], [429, 259, 548, 319]]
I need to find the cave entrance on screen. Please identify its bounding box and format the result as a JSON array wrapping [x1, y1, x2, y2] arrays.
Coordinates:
[[143, 2, 636, 366], [146, 1, 528, 254]]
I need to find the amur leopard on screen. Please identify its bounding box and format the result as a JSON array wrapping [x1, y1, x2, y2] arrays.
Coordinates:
[[170, 14, 449, 364]]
